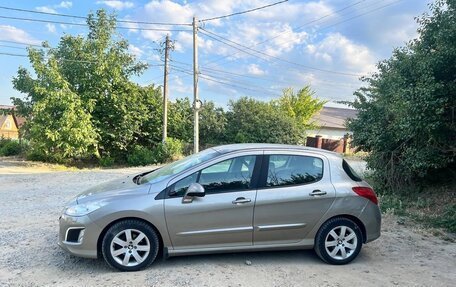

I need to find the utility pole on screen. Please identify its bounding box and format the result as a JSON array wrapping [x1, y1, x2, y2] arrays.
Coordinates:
[[192, 16, 200, 153], [162, 34, 170, 143]]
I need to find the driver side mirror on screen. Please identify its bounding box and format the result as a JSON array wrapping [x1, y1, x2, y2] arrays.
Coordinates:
[[182, 183, 205, 203]]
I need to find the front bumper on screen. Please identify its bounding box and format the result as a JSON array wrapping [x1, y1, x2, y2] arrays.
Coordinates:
[[58, 213, 101, 259]]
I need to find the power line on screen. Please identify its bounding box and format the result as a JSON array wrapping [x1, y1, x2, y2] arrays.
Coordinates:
[[0, 44, 27, 50], [170, 65, 280, 94], [200, 29, 362, 77], [0, 40, 44, 48], [169, 59, 362, 90], [200, 0, 288, 22], [0, 52, 28, 57], [313, 0, 403, 32], [201, 0, 367, 66], [201, 0, 399, 68], [0, 50, 165, 66], [0, 15, 191, 32], [0, 6, 191, 26]]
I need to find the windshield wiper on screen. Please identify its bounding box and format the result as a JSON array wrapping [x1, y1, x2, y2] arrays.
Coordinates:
[[132, 168, 159, 185]]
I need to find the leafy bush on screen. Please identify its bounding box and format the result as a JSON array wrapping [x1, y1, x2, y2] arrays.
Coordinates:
[[0, 139, 22, 156], [99, 156, 115, 167], [127, 146, 154, 166], [152, 138, 184, 164], [348, 0, 455, 192], [25, 149, 47, 162]]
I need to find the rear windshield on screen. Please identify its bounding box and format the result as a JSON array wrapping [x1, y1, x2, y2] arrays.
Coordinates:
[[342, 159, 362, 182]]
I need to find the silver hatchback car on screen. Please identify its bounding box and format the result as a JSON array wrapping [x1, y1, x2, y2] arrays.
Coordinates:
[[59, 144, 381, 271]]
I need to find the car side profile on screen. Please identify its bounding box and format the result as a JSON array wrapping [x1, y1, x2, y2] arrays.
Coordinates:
[[58, 144, 381, 271]]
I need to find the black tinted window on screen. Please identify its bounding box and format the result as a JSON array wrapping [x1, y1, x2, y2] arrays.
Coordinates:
[[342, 160, 362, 182], [171, 173, 198, 197], [267, 155, 323, 187], [199, 155, 256, 193]]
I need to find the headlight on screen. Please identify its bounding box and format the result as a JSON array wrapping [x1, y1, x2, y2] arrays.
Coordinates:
[[65, 201, 106, 217]]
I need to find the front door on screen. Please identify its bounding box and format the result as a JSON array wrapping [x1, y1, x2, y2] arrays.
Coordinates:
[[165, 153, 261, 250], [253, 152, 336, 245]]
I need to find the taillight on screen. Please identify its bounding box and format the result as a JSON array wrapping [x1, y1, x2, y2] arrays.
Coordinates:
[[352, 187, 378, 205]]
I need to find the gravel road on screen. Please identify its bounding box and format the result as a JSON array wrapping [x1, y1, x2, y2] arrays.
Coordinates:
[[0, 159, 455, 287]]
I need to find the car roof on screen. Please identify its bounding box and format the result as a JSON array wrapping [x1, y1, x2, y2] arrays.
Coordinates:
[[211, 143, 342, 158]]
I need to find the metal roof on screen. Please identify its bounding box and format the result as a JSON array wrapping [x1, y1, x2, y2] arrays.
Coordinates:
[[211, 143, 341, 157], [312, 107, 358, 129]]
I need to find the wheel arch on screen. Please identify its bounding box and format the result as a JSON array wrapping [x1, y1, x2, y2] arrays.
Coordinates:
[[96, 217, 164, 258], [318, 214, 367, 243]]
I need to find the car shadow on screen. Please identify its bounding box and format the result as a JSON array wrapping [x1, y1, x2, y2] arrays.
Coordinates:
[[55, 247, 374, 273]]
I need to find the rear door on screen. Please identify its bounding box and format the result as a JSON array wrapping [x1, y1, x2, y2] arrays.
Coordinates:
[[164, 151, 262, 250], [253, 151, 336, 245]]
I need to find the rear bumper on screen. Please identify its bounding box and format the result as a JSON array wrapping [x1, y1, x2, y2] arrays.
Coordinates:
[[58, 214, 101, 259], [359, 202, 381, 243]]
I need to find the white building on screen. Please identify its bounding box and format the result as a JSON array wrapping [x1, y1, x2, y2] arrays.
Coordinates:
[[307, 107, 357, 140]]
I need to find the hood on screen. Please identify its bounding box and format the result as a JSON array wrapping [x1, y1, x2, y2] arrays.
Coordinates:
[[76, 175, 151, 204]]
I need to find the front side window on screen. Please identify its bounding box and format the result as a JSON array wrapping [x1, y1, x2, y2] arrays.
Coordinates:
[[266, 155, 323, 187], [172, 173, 198, 197], [200, 155, 256, 193], [170, 155, 257, 196]]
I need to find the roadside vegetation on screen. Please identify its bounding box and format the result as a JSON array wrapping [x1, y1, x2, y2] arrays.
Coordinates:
[[10, 10, 324, 167], [348, 0, 455, 233], [0, 138, 21, 156]]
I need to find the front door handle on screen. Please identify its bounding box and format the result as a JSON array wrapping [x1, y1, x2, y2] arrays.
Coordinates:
[[309, 190, 327, 196], [232, 197, 251, 204]]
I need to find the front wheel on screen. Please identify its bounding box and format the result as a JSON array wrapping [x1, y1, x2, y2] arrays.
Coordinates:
[[102, 219, 159, 271], [314, 217, 363, 265]]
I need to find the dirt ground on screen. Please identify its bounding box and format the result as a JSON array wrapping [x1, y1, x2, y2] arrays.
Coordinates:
[[0, 157, 455, 287]]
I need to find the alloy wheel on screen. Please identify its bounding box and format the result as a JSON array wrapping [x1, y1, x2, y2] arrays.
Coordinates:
[[324, 225, 358, 260], [110, 229, 151, 267]]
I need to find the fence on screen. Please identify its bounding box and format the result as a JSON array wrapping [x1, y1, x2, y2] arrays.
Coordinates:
[[306, 135, 350, 153]]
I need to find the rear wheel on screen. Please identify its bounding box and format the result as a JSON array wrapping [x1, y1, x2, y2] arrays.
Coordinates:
[[314, 217, 362, 265], [102, 219, 159, 271]]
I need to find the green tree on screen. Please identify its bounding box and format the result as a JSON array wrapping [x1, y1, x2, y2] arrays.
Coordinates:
[[274, 87, 326, 129], [226, 97, 306, 144], [12, 10, 160, 161], [199, 101, 227, 146], [168, 98, 193, 143], [348, 0, 456, 190], [13, 51, 97, 161]]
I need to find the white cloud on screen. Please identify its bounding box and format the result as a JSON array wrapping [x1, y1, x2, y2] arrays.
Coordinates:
[[144, 0, 193, 25], [306, 33, 376, 74], [128, 44, 144, 58], [97, 1, 134, 10], [120, 18, 140, 33], [246, 0, 333, 23], [247, 64, 265, 76], [36, 1, 72, 14], [171, 75, 192, 94], [0, 25, 40, 44], [174, 31, 213, 53], [36, 6, 57, 14], [46, 23, 57, 34], [57, 1, 73, 9]]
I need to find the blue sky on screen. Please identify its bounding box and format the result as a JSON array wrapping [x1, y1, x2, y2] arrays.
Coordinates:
[[0, 0, 431, 108]]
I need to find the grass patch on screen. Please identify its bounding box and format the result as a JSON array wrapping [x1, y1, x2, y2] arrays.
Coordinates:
[[376, 184, 456, 234]]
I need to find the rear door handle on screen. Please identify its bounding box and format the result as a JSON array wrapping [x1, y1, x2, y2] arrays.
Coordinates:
[[309, 190, 327, 196], [232, 197, 251, 204]]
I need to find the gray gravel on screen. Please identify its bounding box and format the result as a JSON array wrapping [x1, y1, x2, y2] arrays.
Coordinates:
[[0, 163, 455, 287]]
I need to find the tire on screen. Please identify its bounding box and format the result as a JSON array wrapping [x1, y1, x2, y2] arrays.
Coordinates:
[[314, 217, 363, 265], [102, 219, 159, 271]]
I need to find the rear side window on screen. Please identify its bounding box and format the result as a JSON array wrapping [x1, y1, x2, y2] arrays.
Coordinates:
[[266, 155, 323, 187], [342, 160, 362, 182]]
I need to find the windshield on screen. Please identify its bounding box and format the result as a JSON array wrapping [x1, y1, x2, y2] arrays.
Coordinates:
[[140, 148, 221, 184]]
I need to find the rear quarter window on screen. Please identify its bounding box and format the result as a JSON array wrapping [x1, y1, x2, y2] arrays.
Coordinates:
[[342, 159, 363, 182]]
